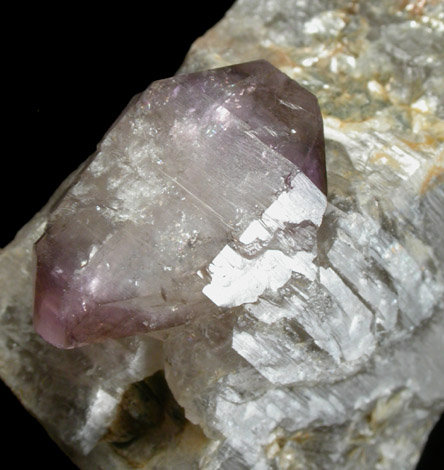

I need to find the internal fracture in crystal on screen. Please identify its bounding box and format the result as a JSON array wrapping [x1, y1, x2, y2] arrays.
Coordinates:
[[1, 1, 444, 469], [33, 60, 327, 348]]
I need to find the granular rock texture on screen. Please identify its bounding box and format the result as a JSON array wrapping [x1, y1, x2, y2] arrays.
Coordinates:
[[0, 1, 443, 469]]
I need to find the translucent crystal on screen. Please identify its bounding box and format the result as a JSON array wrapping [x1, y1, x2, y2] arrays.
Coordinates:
[[33, 60, 326, 348], [1, 1, 443, 469]]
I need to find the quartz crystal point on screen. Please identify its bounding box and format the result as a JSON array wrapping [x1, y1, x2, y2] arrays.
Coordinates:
[[33, 60, 327, 348], [2, 1, 444, 469]]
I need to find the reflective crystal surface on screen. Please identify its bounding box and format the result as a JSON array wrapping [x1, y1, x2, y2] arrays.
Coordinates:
[[0, 1, 443, 469], [33, 60, 326, 348]]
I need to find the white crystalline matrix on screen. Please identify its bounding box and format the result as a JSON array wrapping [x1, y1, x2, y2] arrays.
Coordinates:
[[1, 1, 443, 469]]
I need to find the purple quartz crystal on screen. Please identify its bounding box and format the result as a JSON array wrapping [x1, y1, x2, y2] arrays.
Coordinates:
[[33, 60, 326, 348]]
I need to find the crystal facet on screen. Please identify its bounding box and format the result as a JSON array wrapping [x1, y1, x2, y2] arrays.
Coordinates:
[[2, 1, 443, 468], [33, 60, 326, 348]]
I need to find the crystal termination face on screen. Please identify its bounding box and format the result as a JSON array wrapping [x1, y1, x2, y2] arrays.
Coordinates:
[[33, 60, 326, 348]]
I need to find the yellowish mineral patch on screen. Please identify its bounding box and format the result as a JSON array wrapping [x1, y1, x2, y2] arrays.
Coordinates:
[[420, 153, 444, 194]]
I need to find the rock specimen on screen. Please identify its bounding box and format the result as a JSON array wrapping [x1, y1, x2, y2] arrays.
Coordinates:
[[33, 60, 326, 349], [1, 0, 443, 469]]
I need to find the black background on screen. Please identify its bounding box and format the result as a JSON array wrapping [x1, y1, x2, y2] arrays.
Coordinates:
[[2, 2, 443, 468]]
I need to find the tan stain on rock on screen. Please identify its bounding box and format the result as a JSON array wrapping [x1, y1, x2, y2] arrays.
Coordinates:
[[420, 153, 444, 194], [400, 0, 437, 16], [264, 44, 295, 70], [369, 151, 402, 170], [401, 134, 437, 152]]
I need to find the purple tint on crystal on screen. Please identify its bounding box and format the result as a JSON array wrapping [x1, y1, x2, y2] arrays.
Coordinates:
[[216, 61, 327, 193], [33, 60, 327, 348]]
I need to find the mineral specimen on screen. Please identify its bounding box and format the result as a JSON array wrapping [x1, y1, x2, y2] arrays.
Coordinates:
[[1, 0, 443, 469], [33, 59, 326, 349]]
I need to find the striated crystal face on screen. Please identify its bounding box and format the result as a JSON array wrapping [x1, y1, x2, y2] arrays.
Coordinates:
[[33, 60, 326, 348]]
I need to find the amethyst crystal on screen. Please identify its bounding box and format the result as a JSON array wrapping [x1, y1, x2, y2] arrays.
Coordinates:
[[33, 60, 326, 348]]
